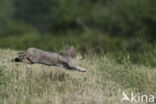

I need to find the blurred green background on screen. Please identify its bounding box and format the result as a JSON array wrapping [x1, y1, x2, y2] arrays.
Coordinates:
[[0, 0, 156, 66]]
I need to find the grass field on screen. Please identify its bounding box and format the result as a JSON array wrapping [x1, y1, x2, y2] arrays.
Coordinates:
[[0, 49, 155, 104]]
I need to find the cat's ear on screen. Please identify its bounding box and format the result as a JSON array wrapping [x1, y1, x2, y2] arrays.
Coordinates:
[[64, 46, 76, 58]]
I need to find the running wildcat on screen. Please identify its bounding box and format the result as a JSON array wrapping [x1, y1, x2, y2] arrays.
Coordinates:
[[11, 47, 86, 72]]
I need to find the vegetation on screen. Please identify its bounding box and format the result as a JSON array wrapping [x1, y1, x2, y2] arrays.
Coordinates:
[[0, 49, 155, 104], [0, 0, 156, 49], [0, 0, 155, 103]]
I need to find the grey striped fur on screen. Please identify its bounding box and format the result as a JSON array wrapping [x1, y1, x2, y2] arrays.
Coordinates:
[[11, 47, 86, 72]]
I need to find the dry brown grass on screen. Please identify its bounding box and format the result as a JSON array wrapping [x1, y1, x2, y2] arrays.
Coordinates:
[[0, 49, 155, 104]]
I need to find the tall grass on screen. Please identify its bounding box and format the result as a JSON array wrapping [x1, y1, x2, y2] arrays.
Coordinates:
[[0, 48, 155, 104]]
